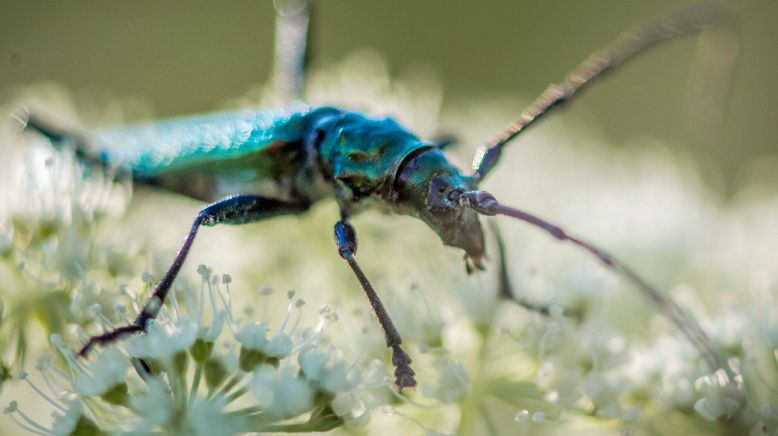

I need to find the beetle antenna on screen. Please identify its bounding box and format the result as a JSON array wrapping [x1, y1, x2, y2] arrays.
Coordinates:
[[471, 2, 733, 181], [454, 190, 724, 371]]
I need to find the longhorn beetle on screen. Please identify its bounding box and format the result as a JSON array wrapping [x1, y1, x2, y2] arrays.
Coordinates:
[[13, 2, 730, 389]]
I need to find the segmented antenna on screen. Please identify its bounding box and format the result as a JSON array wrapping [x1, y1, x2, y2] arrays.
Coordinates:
[[472, 2, 733, 180], [456, 190, 724, 371]]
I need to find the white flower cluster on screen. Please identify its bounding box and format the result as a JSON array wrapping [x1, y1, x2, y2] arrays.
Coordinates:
[[3, 268, 392, 434], [0, 107, 145, 391]]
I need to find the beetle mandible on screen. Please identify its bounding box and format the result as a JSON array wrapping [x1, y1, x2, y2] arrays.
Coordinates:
[[13, 1, 730, 389]]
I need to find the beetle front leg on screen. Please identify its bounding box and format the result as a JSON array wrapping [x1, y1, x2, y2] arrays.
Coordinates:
[[78, 194, 310, 357], [333, 220, 416, 390]]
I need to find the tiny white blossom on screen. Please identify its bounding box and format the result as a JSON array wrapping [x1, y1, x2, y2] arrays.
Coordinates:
[[250, 364, 314, 420], [514, 409, 530, 421], [184, 395, 245, 436], [422, 357, 469, 403], [199, 310, 226, 342], [236, 323, 293, 358], [124, 316, 198, 359], [693, 369, 744, 421], [50, 393, 84, 436], [73, 345, 129, 396], [332, 392, 370, 427], [129, 377, 174, 426], [298, 346, 362, 393]]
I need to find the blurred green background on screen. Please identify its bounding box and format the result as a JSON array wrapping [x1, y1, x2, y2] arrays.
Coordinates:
[[1, 0, 776, 193]]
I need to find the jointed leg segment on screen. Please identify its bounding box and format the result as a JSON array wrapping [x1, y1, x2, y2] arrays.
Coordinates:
[[78, 195, 310, 357], [491, 220, 580, 318], [334, 221, 416, 389]]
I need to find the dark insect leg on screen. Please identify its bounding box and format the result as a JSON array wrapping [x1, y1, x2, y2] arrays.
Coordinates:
[[472, 3, 731, 180], [490, 220, 581, 319], [272, 0, 312, 103], [13, 107, 80, 145], [78, 195, 310, 357], [13, 108, 112, 171], [333, 221, 416, 390], [457, 190, 723, 371]]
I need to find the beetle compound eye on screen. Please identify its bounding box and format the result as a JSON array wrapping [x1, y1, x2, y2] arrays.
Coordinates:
[[428, 177, 449, 203], [448, 189, 464, 203]]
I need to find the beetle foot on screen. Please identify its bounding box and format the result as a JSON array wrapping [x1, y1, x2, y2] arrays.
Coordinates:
[[391, 344, 416, 390], [78, 324, 144, 357]]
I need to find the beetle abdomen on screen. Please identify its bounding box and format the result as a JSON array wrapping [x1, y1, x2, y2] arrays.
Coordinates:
[[93, 108, 313, 177]]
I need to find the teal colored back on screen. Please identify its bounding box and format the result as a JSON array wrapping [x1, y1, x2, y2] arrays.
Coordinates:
[[93, 107, 314, 177], [88, 106, 438, 204]]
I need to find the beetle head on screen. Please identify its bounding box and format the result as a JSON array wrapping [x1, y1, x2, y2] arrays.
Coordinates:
[[393, 148, 485, 272]]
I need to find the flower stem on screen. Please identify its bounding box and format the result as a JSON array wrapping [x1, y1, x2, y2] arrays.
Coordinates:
[[188, 363, 203, 408]]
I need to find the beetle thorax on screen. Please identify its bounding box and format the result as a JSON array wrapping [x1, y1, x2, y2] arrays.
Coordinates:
[[313, 110, 432, 204]]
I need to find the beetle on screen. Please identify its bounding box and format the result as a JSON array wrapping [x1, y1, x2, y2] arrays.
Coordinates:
[[13, 1, 729, 389]]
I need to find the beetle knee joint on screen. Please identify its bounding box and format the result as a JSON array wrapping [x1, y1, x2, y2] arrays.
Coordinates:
[[334, 221, 358, 258]]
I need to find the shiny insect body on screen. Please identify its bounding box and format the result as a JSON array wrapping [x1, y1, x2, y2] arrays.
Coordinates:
[[16, 2, 730, 388]]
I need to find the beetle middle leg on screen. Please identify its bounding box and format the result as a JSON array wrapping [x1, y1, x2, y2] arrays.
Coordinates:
[[78, 194, 310, 356], [490, 221, 581, 320], [334, 220, 416, 389]]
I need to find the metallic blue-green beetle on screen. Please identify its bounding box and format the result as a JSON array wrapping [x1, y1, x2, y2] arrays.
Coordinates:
[[16, 3, 727, 388]]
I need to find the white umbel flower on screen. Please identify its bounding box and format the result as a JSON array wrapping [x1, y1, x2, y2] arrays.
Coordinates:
[[72, 345, 129, 396], [422, 357, 469, 404], [8, 267, 387, 434], [693, 369, 744, 421], [236, 323, 293, 358], [124, 316, 198, 360], [250, 364, 314, 421], [299, 345, 363, 393], [129, 377, 174, 426], [50, 394, 85, 436]]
